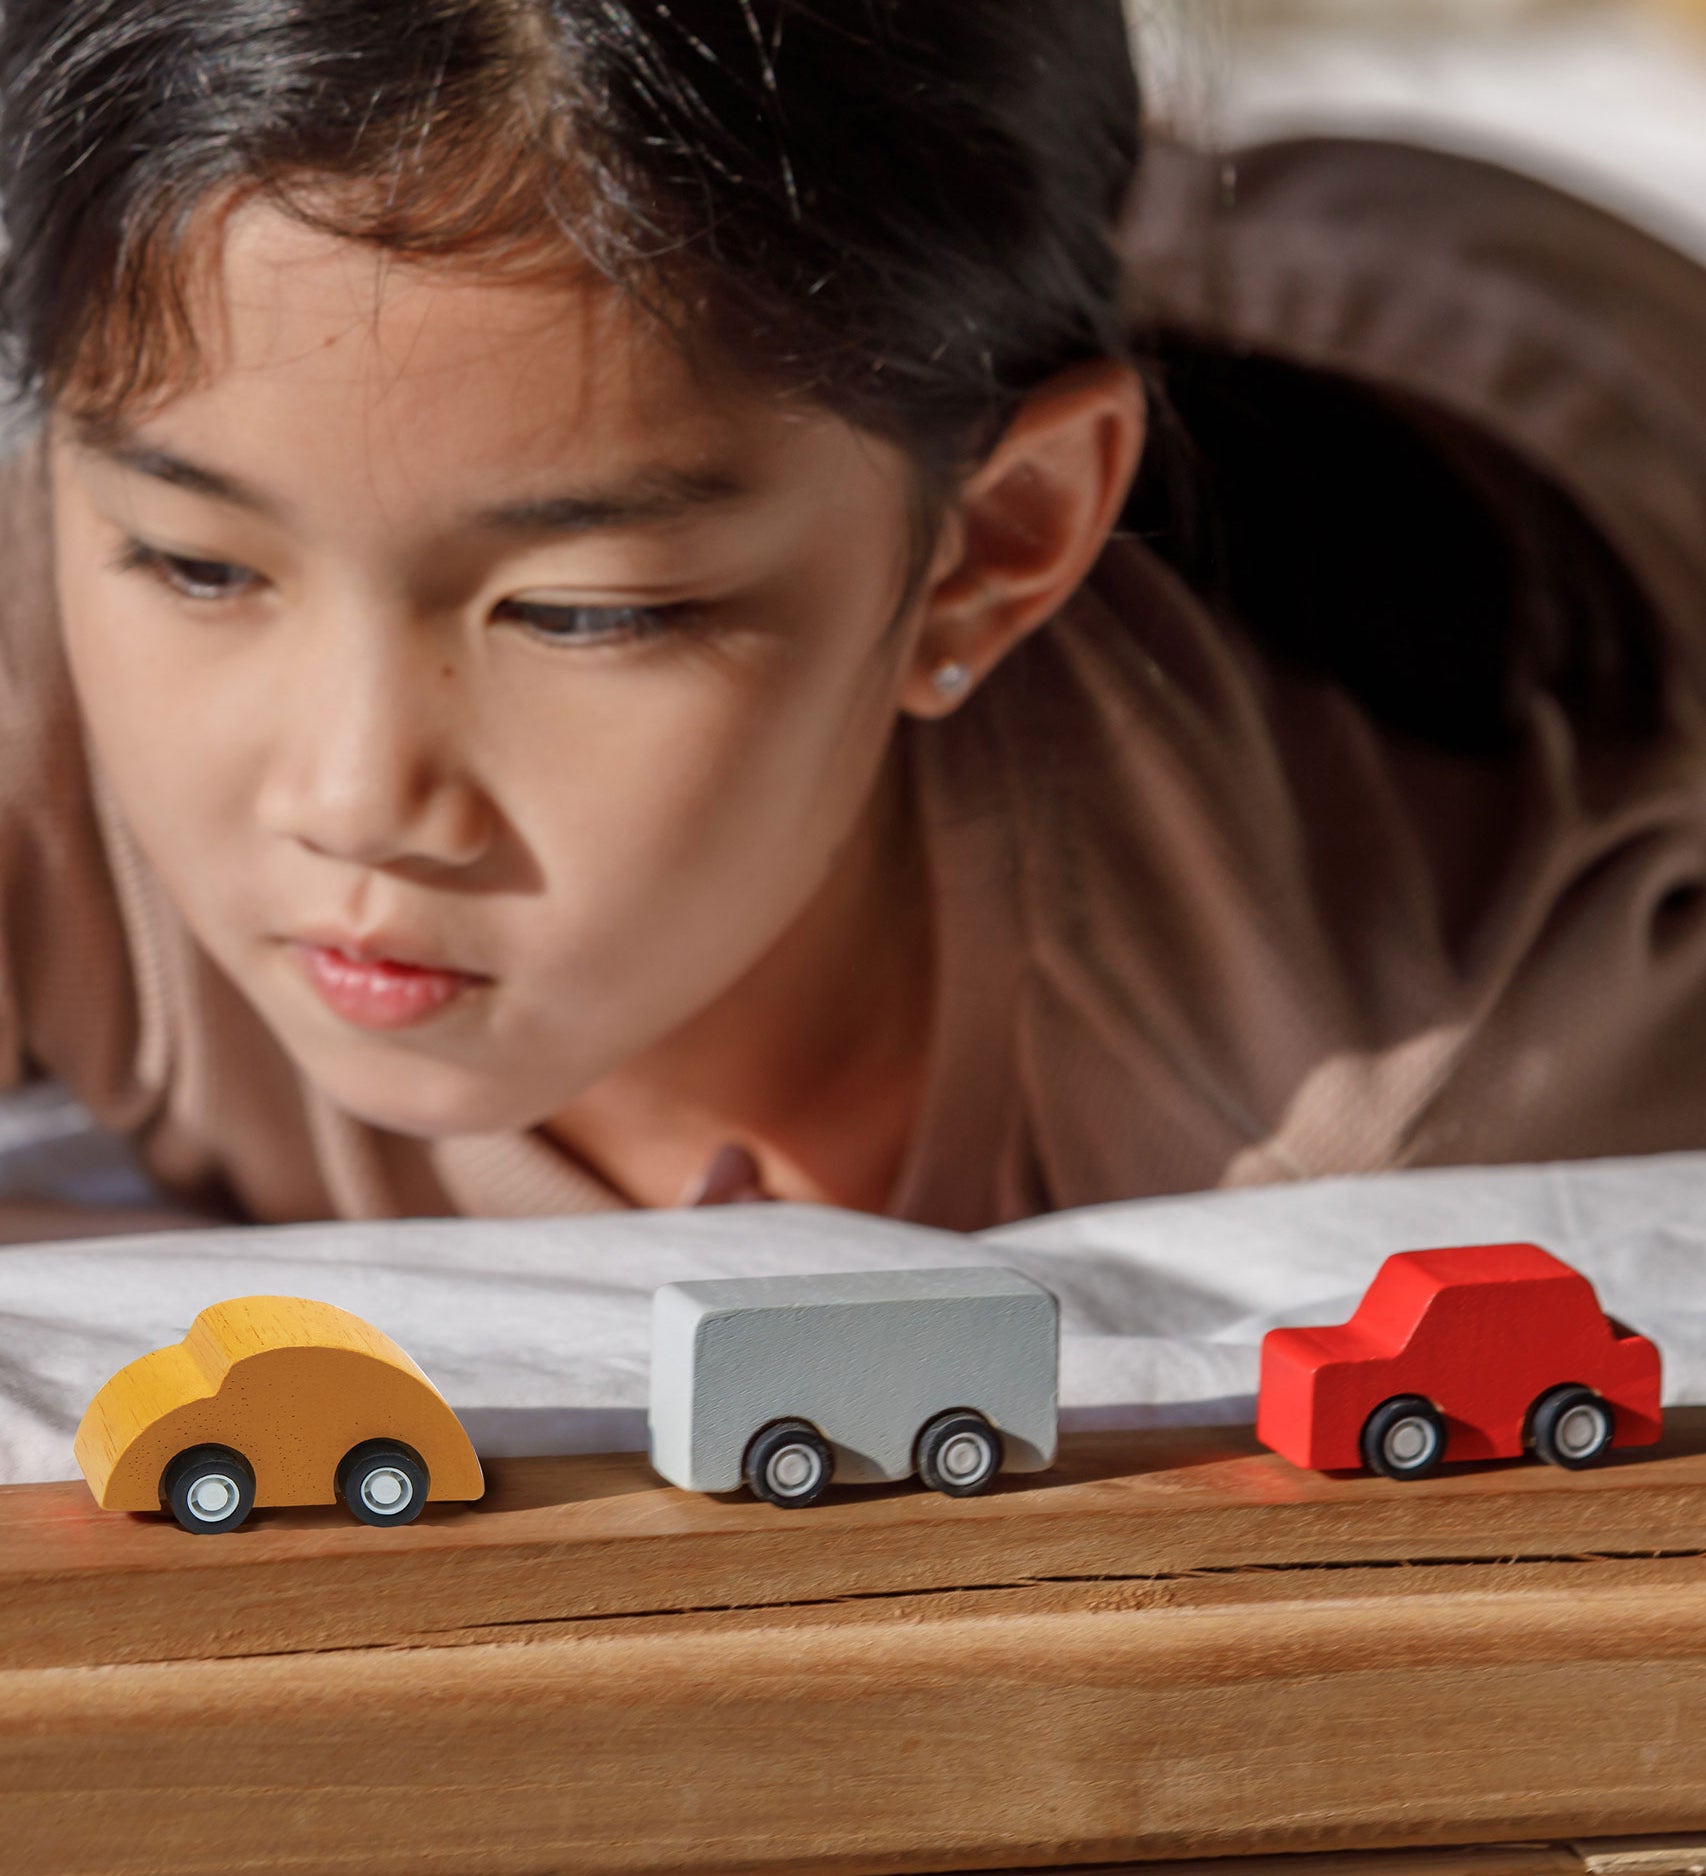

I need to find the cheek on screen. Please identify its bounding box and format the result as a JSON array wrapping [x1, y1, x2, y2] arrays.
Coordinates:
[[52, 515, 259, 940], [55, 521, 183, 781], [499, 626, 901, 968]]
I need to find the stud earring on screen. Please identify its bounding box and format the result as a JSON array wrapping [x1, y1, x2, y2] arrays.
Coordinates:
[[930, 659, 972, 699]]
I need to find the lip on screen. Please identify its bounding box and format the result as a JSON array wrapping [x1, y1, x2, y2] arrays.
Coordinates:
[[287, 940, 489, 1032], [288, 925, 488, 976]]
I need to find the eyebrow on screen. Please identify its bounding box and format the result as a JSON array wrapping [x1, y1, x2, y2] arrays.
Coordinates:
[[71, 421, 752, 536]]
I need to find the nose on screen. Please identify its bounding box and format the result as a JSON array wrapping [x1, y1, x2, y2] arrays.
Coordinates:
[[254, 612, 492, 871]]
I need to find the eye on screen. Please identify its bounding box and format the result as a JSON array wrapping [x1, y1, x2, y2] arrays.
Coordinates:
[[497, 598, 697, 647], [110, 540, 260, 602]]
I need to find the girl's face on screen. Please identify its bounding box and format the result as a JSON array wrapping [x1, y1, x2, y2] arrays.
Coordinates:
[[49, 202, 937, 1137]]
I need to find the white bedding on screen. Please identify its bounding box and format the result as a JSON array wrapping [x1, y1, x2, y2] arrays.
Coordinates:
[[4, 1130, 1706, 1489], [1139, 5, 1706, 264]]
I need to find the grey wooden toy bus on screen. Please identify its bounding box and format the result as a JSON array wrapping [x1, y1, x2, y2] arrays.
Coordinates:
[[647, 1266, 1059, 1507]]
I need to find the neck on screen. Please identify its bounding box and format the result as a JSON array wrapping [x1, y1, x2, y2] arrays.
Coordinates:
[[540, 736, 935, 1211]]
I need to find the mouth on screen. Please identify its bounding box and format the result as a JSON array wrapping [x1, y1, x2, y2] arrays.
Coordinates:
[[286, 938, 491, 1032], [287, 925, 489, 976]]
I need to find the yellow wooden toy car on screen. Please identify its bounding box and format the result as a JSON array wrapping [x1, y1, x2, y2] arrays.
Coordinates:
[[74, 1296, 485, 1534]]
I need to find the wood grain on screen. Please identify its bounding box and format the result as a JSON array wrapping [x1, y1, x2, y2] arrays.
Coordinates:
[[980, 1844, 1706, 1876], [6, 1413, 1706, 1874]]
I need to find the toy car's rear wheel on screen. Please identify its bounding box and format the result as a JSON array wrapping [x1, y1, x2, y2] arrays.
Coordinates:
[[1529, 1384, 1615, 1469], [743, 1419, 832, 1508], [1360, 1396, 1447, 1480], [161, 1444, 256, 1534], [915, 1409, 1003, 1496], [337, 1440, 430, 1526]]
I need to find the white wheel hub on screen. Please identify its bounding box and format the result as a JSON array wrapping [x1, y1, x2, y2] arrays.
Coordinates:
[[360, 1466, 414, 1515], [186, 1474, 237, 1519], [1557, 1404, 1606, 1457], [941, 1433, 991, 1480], [768, 1445, 821, 1494], [1385, 1416, 1436, 1466]]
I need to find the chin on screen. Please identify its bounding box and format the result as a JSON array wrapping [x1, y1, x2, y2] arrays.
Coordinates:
[[304, 1049, 557, 1139]]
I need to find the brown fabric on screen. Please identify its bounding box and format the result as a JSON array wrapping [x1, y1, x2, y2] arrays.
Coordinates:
[[8, 136, 1706, 1230]]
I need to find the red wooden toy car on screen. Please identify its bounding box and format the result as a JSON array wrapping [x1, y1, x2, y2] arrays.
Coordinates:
[[1256, 1242, 1662, 1479]]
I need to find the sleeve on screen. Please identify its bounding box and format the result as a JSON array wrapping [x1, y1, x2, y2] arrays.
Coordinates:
[[992, 536, 1504, 1205]]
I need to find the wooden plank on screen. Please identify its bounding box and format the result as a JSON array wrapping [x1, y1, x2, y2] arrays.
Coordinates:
[[8, 1409, 1706, 1670], [6, 1417, 1706, 1873], [978, 1847, 1589, 1876], [976, 1841, 1706, 1876], [8, 1558, 1706, 1873]]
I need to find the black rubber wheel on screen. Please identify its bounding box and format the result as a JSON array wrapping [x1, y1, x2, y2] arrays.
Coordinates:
[[742, 1420, 833, 1508], [915, 1410, 1003, 1497], [336, 1440, 430, 1527], [160, 1444, 257, 1534], [1359, 1396, 1447, 1480], [1529, 1384, 1615, 1470]]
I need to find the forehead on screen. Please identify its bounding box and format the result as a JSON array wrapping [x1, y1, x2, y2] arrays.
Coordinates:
[[98, 198, 779, 490]]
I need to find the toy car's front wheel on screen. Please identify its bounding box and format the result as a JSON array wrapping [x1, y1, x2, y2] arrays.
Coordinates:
[[915, 1410, 1003, 1496], [743, 1420, 833, 1507], [337, 1440, 430, 1526], [1529, 1385, 1615, 1469], [161, 1445, 257, 1534], [1360, 1396, 1447, 1479]]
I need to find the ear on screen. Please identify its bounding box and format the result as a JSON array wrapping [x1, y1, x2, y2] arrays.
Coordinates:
[[898, 357, 1146, 720]]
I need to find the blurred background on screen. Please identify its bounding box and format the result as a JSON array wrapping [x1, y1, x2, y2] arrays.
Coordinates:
[[1133, 0, 1706, 258]]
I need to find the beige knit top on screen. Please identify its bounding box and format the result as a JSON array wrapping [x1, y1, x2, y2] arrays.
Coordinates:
[[6, 136, 1706, 1232]]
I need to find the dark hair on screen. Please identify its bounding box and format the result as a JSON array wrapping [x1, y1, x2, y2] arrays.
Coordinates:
[[0, 0, 1142, 512], [1127, 338, 1666, 753]]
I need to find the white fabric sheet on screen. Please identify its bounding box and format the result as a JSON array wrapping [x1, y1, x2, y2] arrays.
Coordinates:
[[5, 1146, 1706, 1488]]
